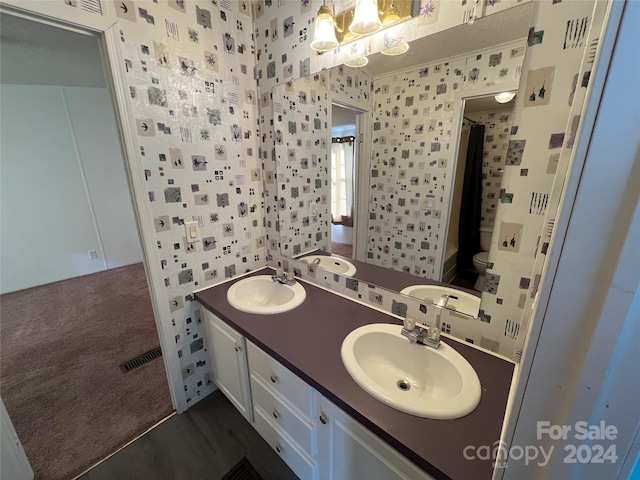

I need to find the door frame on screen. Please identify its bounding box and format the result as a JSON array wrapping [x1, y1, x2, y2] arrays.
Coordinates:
[[0, 0, 182, 411], [330, 100, 369, 261]]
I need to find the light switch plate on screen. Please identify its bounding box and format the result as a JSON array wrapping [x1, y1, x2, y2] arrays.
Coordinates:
[[185, 221, 199, 241]]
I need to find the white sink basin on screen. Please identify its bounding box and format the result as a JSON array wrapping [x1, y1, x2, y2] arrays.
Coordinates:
[[226, 275, 306, 315], [301, 255, 357, 277], [400, 285, 480, 318], [341, 323, 481, 419]]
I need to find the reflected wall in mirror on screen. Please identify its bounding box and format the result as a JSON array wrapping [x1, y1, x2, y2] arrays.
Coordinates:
[[265, 0, 606, 360], [274, 4, 531, 284]]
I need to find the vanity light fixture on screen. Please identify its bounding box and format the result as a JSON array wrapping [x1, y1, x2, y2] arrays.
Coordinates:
[[381, 42, 409, 55], [495, 91, 517, 103], [350, 0, 382, 35], [379, 0, 409, 55], [345, 56, 369, 67], [311, 0, 339, 52]]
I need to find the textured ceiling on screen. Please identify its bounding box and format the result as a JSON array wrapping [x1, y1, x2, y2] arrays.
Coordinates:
[[363, 3, 533, 78], [0, 13, 106, 88], [464, 94, 517, 113]]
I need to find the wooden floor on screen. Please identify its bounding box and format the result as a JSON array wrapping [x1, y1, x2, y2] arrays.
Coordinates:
[[80, 390, 298, 480]]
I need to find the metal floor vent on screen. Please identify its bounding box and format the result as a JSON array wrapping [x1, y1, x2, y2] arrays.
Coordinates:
[[222, 457, 264, 480], [119, 347, 162, 373]]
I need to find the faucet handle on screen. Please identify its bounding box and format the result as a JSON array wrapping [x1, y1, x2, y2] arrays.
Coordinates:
[[403, 317, 416, 331], [276, 267, 284, 278], [427, 326, 440, 343]]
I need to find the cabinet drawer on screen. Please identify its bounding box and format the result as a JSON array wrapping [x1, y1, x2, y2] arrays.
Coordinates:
[[254, 406, 318, 480], [251, 375, 315, 455], [247, 341, 313, 419]]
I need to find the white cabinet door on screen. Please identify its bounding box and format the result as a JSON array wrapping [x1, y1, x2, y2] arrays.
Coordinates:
[[203, 311, 253, 423], [316, 395, 435, 480]]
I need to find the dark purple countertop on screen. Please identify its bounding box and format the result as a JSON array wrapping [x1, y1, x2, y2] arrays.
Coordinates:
[[195, 268, 514, 480], [297, 251, 480, 297]]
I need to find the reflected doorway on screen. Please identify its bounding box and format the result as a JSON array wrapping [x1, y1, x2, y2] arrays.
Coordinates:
[[447, 94, 516, 291], [330, 103, 364, 259]]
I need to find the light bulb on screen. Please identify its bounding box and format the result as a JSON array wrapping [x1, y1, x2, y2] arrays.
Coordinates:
[[495, 92, 516, 103], [311, 3, 339, 52], [350, 0, 382, 35]]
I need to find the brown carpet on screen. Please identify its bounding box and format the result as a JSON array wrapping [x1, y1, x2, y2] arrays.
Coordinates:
[[0, 263, 174, 480], [331, 242, 353, 258]]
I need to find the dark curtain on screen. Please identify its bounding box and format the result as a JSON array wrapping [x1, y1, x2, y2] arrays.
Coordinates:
[[458, 124, 485, 270]]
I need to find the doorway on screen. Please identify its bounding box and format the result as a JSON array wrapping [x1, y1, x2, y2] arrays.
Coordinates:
[[446, 94, 516, 290], [330, 103, 364, 259], [0, 12, 173, 479]]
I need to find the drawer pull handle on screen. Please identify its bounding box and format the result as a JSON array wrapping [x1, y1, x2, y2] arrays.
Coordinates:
[[275, 444, 282, 453], [270, 374, 277, 383], [319, 413, 327, 425], [234, 344, 241, 352], [272, 409, 279, 419]]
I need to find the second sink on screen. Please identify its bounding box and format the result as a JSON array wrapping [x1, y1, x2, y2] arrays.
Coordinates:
[[341, 323, 481, 419], [300, 255, 357, 277]]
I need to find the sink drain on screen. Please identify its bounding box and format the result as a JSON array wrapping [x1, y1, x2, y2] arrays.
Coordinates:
[[397, 379, 411, 391]]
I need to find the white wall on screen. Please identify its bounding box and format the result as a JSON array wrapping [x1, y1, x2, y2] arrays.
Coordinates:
[[0, 84, 142, 294]]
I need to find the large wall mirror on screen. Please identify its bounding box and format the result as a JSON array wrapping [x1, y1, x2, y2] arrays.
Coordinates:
[[272, 3, 534, 307]]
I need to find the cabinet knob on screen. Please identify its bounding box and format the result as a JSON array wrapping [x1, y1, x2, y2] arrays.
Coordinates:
[[275, 444, 282, 453], [272, 409, 279, 419], [319, 413, 327, 425], [270, 374, 277, 383], [234, 344, 241, 352]]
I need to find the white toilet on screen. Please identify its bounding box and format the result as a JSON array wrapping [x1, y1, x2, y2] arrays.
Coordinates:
[[472, 225, 493, 291]]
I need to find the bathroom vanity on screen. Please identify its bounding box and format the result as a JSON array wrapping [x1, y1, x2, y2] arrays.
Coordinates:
[[195, 268, 514, 480]]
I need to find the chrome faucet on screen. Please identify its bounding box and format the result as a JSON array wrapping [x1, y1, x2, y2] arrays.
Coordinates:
[[272, 268, 296, 286], [401, 317, 441, 349], [312, 257, 322, 266], [437, 294, 458, 309]]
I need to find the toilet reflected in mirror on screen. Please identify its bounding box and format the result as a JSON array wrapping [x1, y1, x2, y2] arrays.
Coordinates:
[[447, 94, 516, 292]]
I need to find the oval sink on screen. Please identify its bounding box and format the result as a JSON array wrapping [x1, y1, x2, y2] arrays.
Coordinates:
[[341, 323, 481, 419], [227, 275, 306, 315], [400, 285, 480, 318], [300, 255, 357, 277]]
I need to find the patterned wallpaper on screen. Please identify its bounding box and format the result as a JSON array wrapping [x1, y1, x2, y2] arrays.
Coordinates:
[[366, 42, 525, 280], [52, 0, 609, 400], [464, 110, 514, 228], [90, 0, 264, 411], [508, 0, 608, 360], [272, 75, 330, 256], [262, 64, 374, 258]]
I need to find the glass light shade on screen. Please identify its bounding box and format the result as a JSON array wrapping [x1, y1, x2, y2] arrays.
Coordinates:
[[495, 91, 517, 103], [381, 42, 409, 56], [345, 56, 369, 68], [350, 0, 382, 35], [311, 5, 339, 52], [382, 3, 401, 26]]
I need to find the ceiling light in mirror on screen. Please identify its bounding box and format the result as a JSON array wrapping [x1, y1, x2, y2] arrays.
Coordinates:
[[311, 2, 339, 52], [495, 91, 517, 104], [350, 0, 382, 34], [381, 0, 401, 25], [381, 42, 409, 55], [345, 56, 369, 67]]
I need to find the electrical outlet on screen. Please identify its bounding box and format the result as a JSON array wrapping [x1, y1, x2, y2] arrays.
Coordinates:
[[88, 250, 98, 260], [310, 201, 317, 216]]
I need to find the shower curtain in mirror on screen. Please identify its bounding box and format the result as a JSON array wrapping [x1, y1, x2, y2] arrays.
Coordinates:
[[331, 136, 355, 226], [458, 124, 485, 270]]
